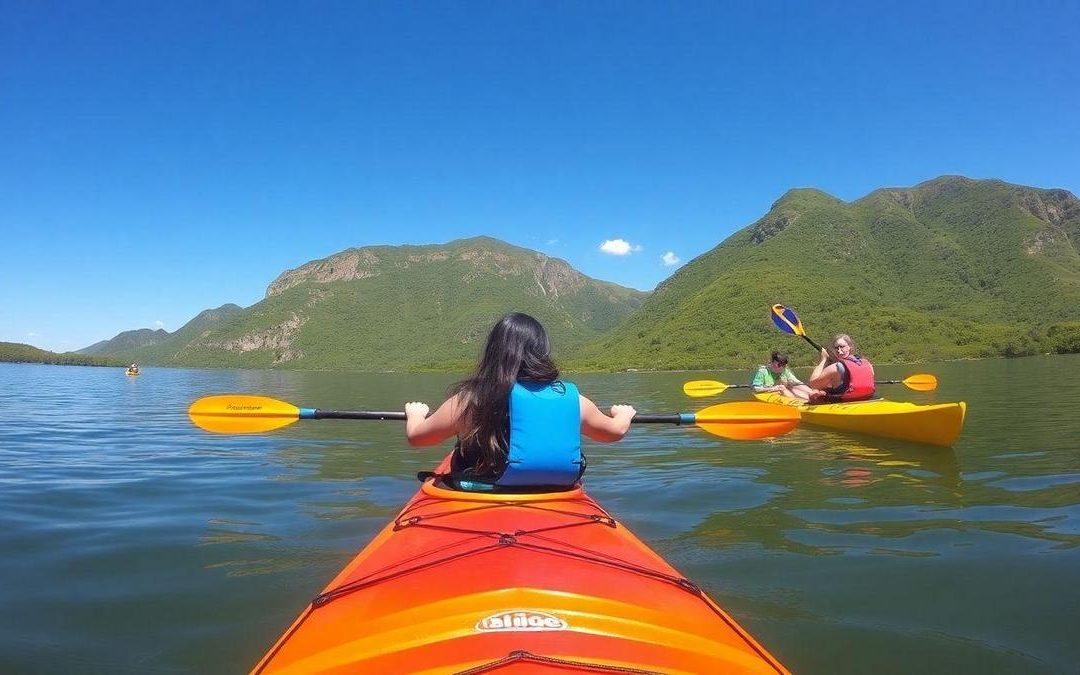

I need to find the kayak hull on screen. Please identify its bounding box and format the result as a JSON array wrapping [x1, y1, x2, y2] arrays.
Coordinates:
[[753, 392, 966, 447], [252, 458, 788, 674]]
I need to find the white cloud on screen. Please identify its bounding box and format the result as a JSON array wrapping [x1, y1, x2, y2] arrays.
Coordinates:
[[27, 331, 38, 337], [661, 251, 681, 266], [599, 239, 643, 256], [546, 238, 560, 245], [154, 320, 165, 329]]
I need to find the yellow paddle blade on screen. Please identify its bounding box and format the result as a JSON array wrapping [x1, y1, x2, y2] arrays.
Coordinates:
[[694, 401, 800, 440], [902, 374, 938, 391], [683, 380, 728, 398], [188, 395, 301, 434]]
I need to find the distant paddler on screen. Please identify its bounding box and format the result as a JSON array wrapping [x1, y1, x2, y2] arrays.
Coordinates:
[[125, 363, 140, 376], [770, 306, 878, 404]]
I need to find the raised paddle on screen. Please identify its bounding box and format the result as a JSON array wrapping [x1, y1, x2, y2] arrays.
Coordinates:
[[683, 374, 938, 398], [770, 304, 941, 392], [188, 394, 800, 441], [771, 304, 827, 353]]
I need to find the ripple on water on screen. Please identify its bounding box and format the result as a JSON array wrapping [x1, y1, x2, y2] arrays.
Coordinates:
[[988, 472, 1080, 492], [1, 361, 1079, 675]]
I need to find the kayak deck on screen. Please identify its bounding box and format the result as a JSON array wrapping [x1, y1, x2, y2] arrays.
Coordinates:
[[753, 392, 966, 447], [253, 459, 788, 674]]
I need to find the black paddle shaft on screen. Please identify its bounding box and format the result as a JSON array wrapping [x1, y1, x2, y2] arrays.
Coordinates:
[[801, 334, 826, 353], [313, 408, 695, 423], [311, 410, 407, 421], [312, 410, 696, 425], [631, 414, 689, 425]]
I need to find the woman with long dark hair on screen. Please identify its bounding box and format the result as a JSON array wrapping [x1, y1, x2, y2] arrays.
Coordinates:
[[404, 313, 636, 490]]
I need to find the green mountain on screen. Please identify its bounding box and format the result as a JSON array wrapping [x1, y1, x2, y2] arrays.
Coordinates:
[[25, 177, 1080, 373], [78, 328, 171, 355], [0, 342, 122, 367], [572, 176, 1080, 370], [80, 304, 243, 360], [95, 238, 646, 370]]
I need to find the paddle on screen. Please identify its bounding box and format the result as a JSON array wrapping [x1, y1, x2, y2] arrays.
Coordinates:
[[769, 304, 940, 394], [877, 373, 938, 391], [188, 394, 800, 441], [771, 304, 827, 353], [683, 373, 938, 398], [683, 380, 752, 397]]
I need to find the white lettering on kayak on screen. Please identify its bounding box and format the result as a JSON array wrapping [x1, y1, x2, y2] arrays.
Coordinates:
[[476, 610, 568, 632]]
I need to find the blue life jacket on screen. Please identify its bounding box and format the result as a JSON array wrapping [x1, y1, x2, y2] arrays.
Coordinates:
[[495, 381, 583, 487]]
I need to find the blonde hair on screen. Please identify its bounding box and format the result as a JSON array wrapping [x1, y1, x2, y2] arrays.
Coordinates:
[[833, 334, 857, 354]]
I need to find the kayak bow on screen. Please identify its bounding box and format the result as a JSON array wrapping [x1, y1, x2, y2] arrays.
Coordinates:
[[252, 457, 789, 674]]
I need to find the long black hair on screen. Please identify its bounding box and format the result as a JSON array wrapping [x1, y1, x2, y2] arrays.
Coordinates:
[[449, 313, 560, 473]]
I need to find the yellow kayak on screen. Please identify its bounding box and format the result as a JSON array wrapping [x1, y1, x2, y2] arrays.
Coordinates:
[[753, 392, 966, 447]]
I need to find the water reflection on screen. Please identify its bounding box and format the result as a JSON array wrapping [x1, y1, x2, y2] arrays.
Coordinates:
[[1, 358, 1078, 674], [204, 547, 353, 578]]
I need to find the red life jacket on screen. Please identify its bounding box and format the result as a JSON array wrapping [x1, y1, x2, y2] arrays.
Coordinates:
[[833, 355, 876, 401]]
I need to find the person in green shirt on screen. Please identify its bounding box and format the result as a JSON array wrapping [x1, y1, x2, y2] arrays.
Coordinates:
[[752, 351, 813, 401]]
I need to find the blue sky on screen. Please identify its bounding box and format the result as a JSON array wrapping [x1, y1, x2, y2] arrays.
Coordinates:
[[2, 1, 1078, 352]]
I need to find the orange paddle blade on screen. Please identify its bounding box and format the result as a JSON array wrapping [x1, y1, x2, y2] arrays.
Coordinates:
[[188, 395, 301, 434], [683, 380, 728, 398], [693, 401, 800, 440], [902, 374, 939, 391]]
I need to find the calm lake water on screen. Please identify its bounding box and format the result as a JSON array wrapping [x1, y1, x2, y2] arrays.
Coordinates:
[[0, 356, 1077, 674]]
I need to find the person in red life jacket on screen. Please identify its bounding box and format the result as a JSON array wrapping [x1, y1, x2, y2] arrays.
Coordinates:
[[403, 312, 637, 491], [808, 333, 876, 403]]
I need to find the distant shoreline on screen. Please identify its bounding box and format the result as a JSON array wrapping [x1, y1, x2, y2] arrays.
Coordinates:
[[2, 351, 1073, 374]]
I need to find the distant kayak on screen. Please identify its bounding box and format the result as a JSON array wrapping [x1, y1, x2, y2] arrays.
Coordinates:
[[251, 456, 789, 674], [125, 370, 140, 377], [753, 392, 966, 447]]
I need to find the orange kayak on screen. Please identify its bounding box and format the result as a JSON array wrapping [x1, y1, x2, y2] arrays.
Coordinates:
[[252, 457, 789, 674]]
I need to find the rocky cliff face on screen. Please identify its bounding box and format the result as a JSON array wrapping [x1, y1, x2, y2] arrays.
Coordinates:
[[265, 239, 604, 303], [192, 313, 307, 364], [267, 250, 384, 295], [88, 237, 647, 370]]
